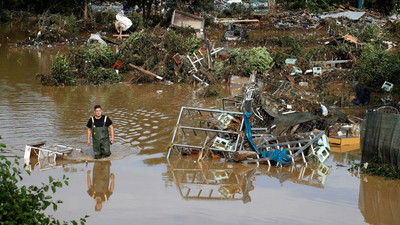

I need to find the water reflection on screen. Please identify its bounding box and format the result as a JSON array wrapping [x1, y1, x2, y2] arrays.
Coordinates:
[[167, 156, 257, 203], [359, 175, 400, 225], [87, 161, 115, 211], [258, 162, 331, 189], [166, 156, 332, 203]]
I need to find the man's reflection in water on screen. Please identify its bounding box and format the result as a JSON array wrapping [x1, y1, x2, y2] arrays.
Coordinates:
[[87, 161, 115, 211]]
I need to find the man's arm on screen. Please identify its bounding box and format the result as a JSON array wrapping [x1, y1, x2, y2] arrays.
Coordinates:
[[109, 173, 115, 192], [87, 170, 92, 189], [109, 125, 114, 144], [87, 128, 91, 146]]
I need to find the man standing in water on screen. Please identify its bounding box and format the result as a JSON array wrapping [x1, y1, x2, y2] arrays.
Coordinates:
[[87, 105, 114, 159]]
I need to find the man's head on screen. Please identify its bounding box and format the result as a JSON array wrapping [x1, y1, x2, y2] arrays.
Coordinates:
[[95, 197, 103, 211], [94, 105, 102, 118]]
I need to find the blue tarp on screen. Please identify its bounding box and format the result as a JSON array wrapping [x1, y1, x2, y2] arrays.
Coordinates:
[[244, 111, 260, 154], [261, 149, 292, 165], [244, 111, 291, 165]]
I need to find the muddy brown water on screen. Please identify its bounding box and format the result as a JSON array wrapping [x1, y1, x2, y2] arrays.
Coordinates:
[[1, 23, 400, 225]]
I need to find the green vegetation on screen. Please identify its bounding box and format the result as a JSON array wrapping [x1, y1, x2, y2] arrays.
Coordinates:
[[219, 3, 253, 18], [38, 54, 75, 86], [239, 47, 273, 75], [353, 44, 400, 89], [0, 138, 88, 224], [349, 158, 400, 179], [39, 43, 122, 86], [283, 0, 398, 15], [35, 13, 79, 42]]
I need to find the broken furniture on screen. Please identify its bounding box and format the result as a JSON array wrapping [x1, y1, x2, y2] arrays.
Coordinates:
[[186, 47, 224, 86], [167, 107, 245, 159], [245, 130, 330, 165], [24, 142, 75, 170], [171, 10, 204, 38]]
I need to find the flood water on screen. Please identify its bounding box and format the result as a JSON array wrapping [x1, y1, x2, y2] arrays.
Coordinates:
[[1, 22, 400, 225]]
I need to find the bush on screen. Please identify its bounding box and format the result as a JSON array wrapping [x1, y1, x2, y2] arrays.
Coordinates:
[[353, 44, 400, 89], [162, 30, 201, 55], [0, 9, 10, 22], [49, 54, 75, 86], [0, 138, 88, 224], [93, 10, 117, 32], [286, 0, 334, 14], [126, 11, 144, 32], [36, 13, 79, 41], [239, 47, 273, 75], [87, 68, 122, 85]]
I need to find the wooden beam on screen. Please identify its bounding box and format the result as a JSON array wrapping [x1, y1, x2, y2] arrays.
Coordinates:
[[128, 63, 163, 80]]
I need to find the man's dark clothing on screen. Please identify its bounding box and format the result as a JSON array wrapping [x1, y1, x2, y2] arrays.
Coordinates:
[[87, 115, 112, 159], [87, 115, 112, 129]]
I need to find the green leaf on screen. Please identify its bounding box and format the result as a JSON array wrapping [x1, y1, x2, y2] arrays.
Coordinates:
[[52, 203, 58, 211]]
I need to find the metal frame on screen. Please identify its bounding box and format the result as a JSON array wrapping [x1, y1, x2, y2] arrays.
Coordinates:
[[222, 95, 243, 111], [167, 107, 245, 159], [242, 131, 325, 166], [24, 144, 74, 169]]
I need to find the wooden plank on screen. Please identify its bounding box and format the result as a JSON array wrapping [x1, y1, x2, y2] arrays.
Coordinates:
[[128, 63, 163, 80], [330, 143, 360, 153], [215, 19, 259, 23], [329, 136, 360, 146]]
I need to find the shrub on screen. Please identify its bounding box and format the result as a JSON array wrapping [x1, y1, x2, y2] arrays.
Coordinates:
[[353, 44, 400, 90], [126, 11, 144, 32], [50, 54, 75, 86], [87, 68, 122, 85], [0, 138, 88, 224], [239, 47, 273, 75], [162, 30, 201, 55]]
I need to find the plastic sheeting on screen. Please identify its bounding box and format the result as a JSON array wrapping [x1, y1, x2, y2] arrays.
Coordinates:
[[361, 112, 400, 169], [244, 111, 260, 154], [261, 149, 292, 165], [115, 12, 132, 31], [244, 111, 291, 165]]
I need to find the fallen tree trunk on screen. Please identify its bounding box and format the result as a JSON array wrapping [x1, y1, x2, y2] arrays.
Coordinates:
[[233, 150, 258, 162], [128, 63, 163, 80]]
